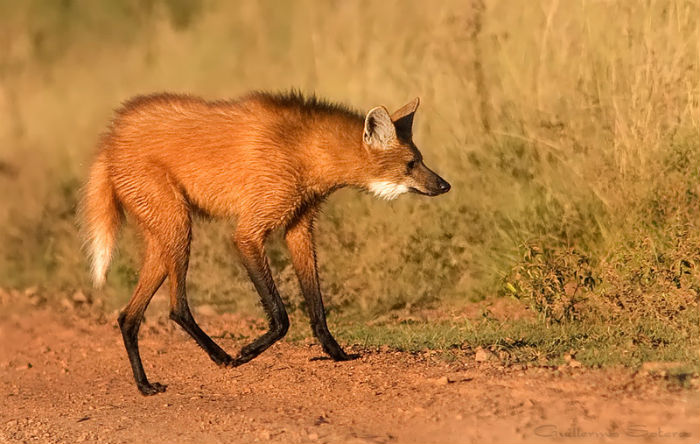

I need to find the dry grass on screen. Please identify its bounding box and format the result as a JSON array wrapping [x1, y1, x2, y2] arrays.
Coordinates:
[[0, 0, 698, 365]]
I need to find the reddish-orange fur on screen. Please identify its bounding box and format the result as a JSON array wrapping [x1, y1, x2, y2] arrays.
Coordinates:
[[81, 91, 449, 395]]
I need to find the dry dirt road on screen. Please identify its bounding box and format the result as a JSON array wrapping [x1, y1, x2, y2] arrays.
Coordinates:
[[0, 295, 698, 444]]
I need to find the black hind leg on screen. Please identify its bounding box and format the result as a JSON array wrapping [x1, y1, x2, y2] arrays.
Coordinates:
[[164, 218, 236, 366], [118, 237, 168, 396]]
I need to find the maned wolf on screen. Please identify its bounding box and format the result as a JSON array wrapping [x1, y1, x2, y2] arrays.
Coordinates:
[[82, 91, 450, 395]]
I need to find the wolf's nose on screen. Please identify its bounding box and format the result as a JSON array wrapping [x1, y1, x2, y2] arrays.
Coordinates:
[[437, 178, 451, 193]]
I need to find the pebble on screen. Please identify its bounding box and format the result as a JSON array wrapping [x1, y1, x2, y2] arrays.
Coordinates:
[[474, 348, 490, 362]]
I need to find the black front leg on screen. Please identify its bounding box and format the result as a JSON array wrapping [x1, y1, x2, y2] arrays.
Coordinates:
[[285, 210, 358, 361], [233, 228, 290, 365]]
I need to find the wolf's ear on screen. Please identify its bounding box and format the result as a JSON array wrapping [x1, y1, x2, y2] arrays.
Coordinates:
[[363, 106, 396, 149], [391, 97, 420, 138]]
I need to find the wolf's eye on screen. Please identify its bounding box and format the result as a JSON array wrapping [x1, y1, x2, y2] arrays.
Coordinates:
[[406, 160, 416, 171]]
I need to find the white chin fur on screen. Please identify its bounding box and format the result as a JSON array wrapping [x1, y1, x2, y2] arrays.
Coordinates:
[[368, 181, 409, 200]]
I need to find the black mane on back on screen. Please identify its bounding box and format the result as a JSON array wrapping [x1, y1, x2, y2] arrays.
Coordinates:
[[250, 89, 364, 120]]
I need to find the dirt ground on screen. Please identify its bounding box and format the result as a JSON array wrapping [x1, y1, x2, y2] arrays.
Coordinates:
[[0, 294, 698, 444]]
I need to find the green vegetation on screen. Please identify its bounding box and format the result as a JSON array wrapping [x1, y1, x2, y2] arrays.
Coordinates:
[[333, 314, 699, 369], [0, 1, 697, 370]]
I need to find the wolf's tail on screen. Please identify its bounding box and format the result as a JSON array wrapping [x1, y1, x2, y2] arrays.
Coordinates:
[[81, 152, 121, 287]]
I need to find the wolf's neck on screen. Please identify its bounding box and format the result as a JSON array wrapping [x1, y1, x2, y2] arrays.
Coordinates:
[[303, 115, 371, 195]]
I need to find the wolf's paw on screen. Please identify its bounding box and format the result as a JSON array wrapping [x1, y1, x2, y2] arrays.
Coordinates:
[[138, 381, 167, 396]]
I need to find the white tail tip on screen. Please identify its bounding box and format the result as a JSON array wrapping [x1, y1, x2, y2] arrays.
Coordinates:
[[90, 238, 111, 288]]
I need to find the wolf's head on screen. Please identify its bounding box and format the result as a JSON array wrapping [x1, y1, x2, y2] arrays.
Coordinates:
[[361, 98, 450, 200]]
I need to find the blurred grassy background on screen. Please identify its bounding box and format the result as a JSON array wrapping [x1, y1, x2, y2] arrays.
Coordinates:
[[0, 0, 698, 366]]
